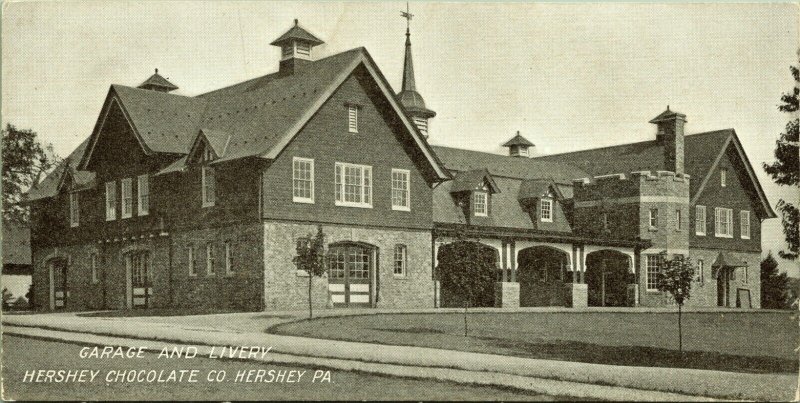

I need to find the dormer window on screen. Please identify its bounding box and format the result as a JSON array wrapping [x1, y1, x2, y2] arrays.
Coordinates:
[[473, 192, 488, 217], [540, 198, 553, 222]]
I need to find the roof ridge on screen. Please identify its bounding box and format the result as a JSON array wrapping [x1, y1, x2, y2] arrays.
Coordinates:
[[111, 84, 200, 101], [196, 47, 366, 99]]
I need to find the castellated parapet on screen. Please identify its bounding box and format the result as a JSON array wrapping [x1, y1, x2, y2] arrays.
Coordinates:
[[571, 171, 690, 249]]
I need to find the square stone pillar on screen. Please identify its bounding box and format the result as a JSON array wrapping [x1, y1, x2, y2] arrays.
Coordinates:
[[627, 283, 639, 307], [494, 282, 520, 308], [566, 283, 588, 308]]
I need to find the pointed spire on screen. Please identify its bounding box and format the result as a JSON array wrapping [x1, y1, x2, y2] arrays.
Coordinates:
[[401, 27, 416, 92]]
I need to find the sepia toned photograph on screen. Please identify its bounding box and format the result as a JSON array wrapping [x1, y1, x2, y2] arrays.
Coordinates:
[[1, 1, 798, 401]]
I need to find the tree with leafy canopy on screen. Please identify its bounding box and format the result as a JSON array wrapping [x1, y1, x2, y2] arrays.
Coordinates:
[[763, 56, 799, 261], [761, 252, 791, 309], [436, 239, 497, 337], [294, 226, 326, 318], [2, 124, 60, 223], [656, 252, 695, 353]]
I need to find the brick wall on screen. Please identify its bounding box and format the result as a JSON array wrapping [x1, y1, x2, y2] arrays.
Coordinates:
[[263, 221, 434, 310]]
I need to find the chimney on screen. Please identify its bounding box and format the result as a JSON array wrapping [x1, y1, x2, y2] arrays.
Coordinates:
[[649, 106, 686, 174], [270, 19, 324, 75]]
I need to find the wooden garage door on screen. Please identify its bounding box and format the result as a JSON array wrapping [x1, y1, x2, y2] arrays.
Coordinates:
[[327, 244, 372, 307]]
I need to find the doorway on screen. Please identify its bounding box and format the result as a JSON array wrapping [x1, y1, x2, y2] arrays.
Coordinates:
[[327, 243, 374, 307]]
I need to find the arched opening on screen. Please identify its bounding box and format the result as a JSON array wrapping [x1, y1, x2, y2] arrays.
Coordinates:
[[437, 241, 498, 308], [327, 242, 377, 308], [47, 258, 68, 310], [124, 250, 152, 309], [517, 246, 570, 306], [585, 250, 634, 307]]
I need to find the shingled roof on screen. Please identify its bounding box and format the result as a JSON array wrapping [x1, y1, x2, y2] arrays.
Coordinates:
[[137, 70, 179, 92], [26, 138, 91, 201]]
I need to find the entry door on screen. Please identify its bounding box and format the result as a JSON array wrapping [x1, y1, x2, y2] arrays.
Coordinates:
[[52, 260, 67, 309], [128, 252, 152, 308], [717, 269, 727, 307], [328, 245, 372, 307]]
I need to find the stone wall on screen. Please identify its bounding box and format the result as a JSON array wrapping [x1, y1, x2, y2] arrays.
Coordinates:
[[263, 221, 434, 310]]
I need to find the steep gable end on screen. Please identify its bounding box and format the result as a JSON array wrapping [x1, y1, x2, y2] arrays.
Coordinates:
[[689, 130, 776, 218]]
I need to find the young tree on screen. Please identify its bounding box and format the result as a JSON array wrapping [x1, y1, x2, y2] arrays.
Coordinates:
[[294, 226, 326, 318], [761, 252, 791, 309], [2, 124, 61, 223], [656, 253, 695, 353], [763, 57, 799, 260], [436, 240, 496, 337]]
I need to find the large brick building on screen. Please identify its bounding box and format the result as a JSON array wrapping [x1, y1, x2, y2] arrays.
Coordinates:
[[27, 20, 775, 312]]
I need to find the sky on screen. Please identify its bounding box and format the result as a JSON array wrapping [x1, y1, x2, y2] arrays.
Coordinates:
[[3, 1, 798, 276]]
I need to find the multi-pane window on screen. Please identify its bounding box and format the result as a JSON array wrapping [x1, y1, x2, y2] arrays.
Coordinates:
[[187, 246, 197, 277], [206, 243, 215, 276], [393, 245, 407, 277], [105, 181, 116, 221], [292, 157, 315, 203], [224, 241, 234, 276], [202, 166, 216, 207], [391, 169, 410, 211], [121, 178, 133, 218], [720, 168, 727, 187], [137, 174, 149, 216], [348, 247, 369, 279], [348, 105, 358, 133], [540, 198, 553, 222], [335, 162, 372, 208], [697, 259, 704, 283], [646, 254, 662, 291], [695, 205, 706, 236], [473, 192, 488, 216], [129, 251, 152, 287], [740, 210, 750, 239], [328, 248, 346, 279], [69, 192, 80, 227], [90, 253, 98, 284], [715, 207, 733, 238], [675, 209, 682, 231], [649, 208, 658, 228]]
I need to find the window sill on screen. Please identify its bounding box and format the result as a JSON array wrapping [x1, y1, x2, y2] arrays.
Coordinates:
[[391, 206, 411, 212], [188, 274, 198, 278], [202, 202, 215, 208], [474, 213, 488, 217], [648, 227, 658, 232], [645, 289, 661, 293], [714, 234, 734, 239], [393, 274, 407, 279], [138, 212, 149, 217], [695, 232, 706, 236], [540, 219, 553, 223], [293, 198, 315, 204], [335, 201, 372, 209], [70, 224, 80, 228], [741, 236, 751, 240]]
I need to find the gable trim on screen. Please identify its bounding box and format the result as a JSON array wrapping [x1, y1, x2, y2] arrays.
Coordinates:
[[78, 91, 152, 170], [259, 51, 450, 182], [690, 131, 776, 218]]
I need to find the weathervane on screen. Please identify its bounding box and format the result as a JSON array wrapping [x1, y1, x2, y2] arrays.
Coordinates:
[[400, 2, 413, 33]]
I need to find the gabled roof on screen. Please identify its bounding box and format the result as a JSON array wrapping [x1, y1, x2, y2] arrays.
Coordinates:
[[502, 132, 534, 147], [138, 70, 179, 91], [270, 20, 324, 46], [518, 178, 563, 200], [195, 129, 231, 160], [450, 169, 500, 193], [26, 138, 90, 201]]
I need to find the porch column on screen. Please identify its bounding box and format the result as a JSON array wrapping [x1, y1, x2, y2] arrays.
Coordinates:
[[572, 245, 578, 283], [509, 240, 516, 282], [501, 240, 508, 282], [579, 246, 586, 284]]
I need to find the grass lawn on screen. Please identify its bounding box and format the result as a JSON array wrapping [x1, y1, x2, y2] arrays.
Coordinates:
[[2, 335, 565, 401], [271, 311, 798, 374]]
